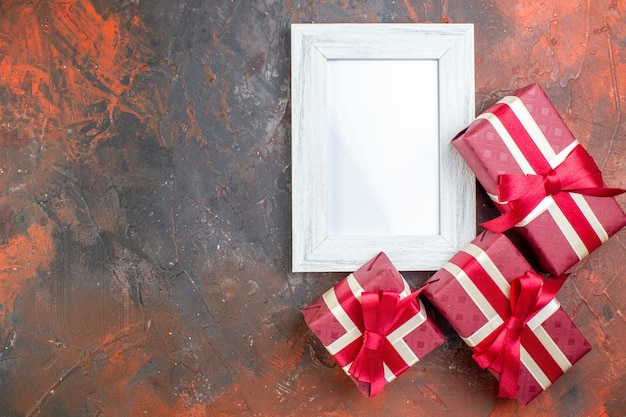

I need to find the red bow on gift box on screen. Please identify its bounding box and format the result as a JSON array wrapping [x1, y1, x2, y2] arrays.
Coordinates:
[[346, 287, 427, 397], [472, 271, 567, 399], [482, 144, 624, 232]]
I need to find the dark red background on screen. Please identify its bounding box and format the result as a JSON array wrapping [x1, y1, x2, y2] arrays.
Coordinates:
[[0, 1, 624, 416]]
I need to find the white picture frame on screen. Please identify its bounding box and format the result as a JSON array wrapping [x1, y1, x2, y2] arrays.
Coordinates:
[[291, 23, 475, 272]]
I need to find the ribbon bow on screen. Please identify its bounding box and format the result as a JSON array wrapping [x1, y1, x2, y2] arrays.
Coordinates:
[[348, 288, 425, 397], [482, 145, 624, 232], [472, 272, 567, 399]]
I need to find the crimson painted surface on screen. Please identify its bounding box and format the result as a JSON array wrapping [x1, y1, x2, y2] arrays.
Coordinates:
[[0, 1, 624, 416]]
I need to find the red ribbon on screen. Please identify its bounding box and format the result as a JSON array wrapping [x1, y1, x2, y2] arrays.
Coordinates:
[[348, 288, 426, 397], [472, 272, 567, 399], [481, 145, 624, 232]]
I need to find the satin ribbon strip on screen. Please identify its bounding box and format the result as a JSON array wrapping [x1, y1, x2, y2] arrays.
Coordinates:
[[347, 290, 426, 396], [475, 94, 623, 260], [440, 243, 572, 397], [483, 144, 624, 232], [442, 261, 503, 348], [471, 272, 568, 398], [387, 299, 428, 366], [320, 272, 429, 397], [323, 274, 364, 356]]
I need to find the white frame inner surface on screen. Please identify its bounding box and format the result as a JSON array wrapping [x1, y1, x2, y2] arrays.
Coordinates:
[[291, 23, 475, 272], [327, 59, 440, 237]]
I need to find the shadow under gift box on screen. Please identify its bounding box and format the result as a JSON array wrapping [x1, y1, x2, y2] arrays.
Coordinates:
[[423, 230, 591, 405], [302, 252, 444, 397], [452, 83, 626, 276]]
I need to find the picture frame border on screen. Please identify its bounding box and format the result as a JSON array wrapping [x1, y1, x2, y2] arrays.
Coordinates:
[[291, 23, 476, 272]]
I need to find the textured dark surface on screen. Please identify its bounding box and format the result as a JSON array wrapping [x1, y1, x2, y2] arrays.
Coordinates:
[[0, 1, 625, 416]]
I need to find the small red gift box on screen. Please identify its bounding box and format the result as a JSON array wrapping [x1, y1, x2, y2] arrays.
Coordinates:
[[453, 83, 626, 275], [302, 252, 444, 397], [423, 231, 591, 405]]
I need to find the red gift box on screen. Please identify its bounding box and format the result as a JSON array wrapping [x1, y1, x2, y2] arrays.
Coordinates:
[[423, 231, 591, 405], [302, 252, 444, 397], [453, 83, 626, 275]]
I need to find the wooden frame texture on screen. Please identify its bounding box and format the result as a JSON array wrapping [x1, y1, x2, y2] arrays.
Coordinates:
[[291, 23, 475, 272]]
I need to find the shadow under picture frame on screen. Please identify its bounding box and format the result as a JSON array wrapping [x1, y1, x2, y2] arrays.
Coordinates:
[[291, 23, 476, 272]]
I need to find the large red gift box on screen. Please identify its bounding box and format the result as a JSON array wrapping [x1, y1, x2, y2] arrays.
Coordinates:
[[302, 252, 444, 397], [452, 83, 626, 275], [423, 231, 591, 405]]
